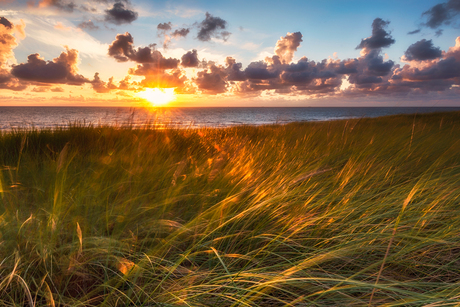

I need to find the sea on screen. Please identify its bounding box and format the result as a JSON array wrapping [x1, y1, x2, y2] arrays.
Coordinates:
[[0, 106, 459, 130]]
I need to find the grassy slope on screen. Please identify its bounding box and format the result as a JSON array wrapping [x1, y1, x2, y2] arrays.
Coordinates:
[[1, 111, 460, 306]]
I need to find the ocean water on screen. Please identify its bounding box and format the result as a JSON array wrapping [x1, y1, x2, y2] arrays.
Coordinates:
[[0, 106, 459, 130]]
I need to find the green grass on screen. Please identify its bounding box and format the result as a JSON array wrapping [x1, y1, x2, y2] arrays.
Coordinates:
[[1, 111, 460, 306]]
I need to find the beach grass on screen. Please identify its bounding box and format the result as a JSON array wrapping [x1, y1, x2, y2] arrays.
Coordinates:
[[1, 111, 460, 306]]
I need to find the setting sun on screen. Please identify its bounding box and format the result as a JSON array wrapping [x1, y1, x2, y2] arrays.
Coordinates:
[[137, 88, 176, 106]]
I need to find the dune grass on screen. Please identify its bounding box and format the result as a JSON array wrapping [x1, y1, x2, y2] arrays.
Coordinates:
[[1, 111, 460, 306]]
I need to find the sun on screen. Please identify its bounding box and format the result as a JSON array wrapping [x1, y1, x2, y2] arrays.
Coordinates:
[[137, 88, 176, 106]]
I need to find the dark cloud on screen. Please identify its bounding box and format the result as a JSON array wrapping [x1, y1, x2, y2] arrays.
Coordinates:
[[11, 48, 89, 85], [105, 2, 138, 25], [0, 71, 28, 91], [396, 56, 460, 81], [408, 29, 421, 35], [366, 52, 395, 76], [334, 59, 358, 74], [233, 56, 345, 96], [435, 29, 444, 37], [356, 18, 395, 50], [156, 23, 189, 49], [194, 63, 227, 93], [78, 20, 99, 31], [423, 3, 450, 28], [181, 49, 199, 67], [386, 66, 458, 97], [404, 39, 442, 61], [157, 22, 172, 31], [172, 28, 190, 38], [345, 49, 394, 91], [108, 32, 135, 62], [244, 61, 279, 80], [274, 32, 303, 64], [422, 0, 460, 29], [348, 36, 460, 96], [225, 57, 246, 81], [130, 47, 179, 67], [197, 12, 231, 42], [0, 17, 13, 29]]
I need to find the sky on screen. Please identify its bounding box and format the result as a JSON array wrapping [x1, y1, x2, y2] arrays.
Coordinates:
[[1, 0, 460, 107]]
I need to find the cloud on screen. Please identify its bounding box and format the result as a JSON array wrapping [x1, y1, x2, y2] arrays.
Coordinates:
[[408, 29, 421, 35], [196, 12, 231, 42], [422, 0, 460, 29], [274, 32, 302, 64], [11, 47, 89, 85], [244, 60, 278, 80], [91, 72, 117, 93], [356, 18, 395, 50], [108, 32, 135, 62], [105, 2, 138, 25], [37, 0, 77, 12], [194, 62, 227, 93], [157, 22, 172, 31], [0, 16, 18, 66], [404, 39, 442, 61], [397, 57, 460, 81], [0, 73, 27, 91], [347, 50, 394, 88], [0, 16, 13, 29], [51, 86, 64, 92], [359, 36, 460, 96], [225, 57, 246, 81], [78, 20, 99, 31], [172, 27, 190, 38], [181, 49, 199, 67], [156, 22, 190, 49]]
